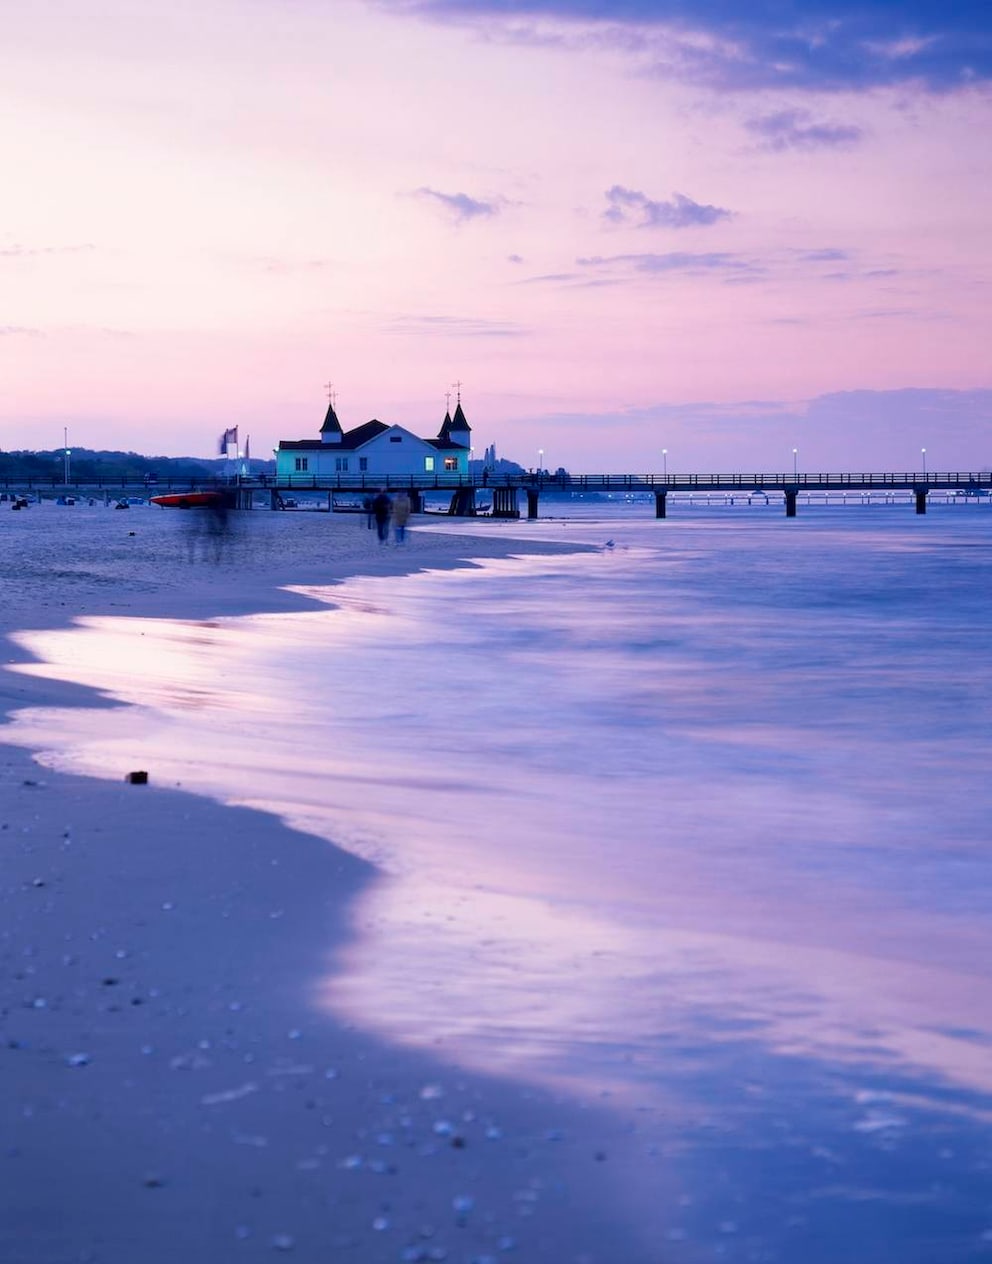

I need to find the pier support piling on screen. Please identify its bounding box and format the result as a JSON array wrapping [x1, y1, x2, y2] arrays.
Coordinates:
[[654, 491, 667, 519], [915, 489, 927, 514], [785, 490, 798, 518], [526, 489, 539, 520], [492, 487, 519, 518], [447, 487, 476, 516]]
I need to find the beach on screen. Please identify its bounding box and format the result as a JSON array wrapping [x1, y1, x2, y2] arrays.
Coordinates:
[[1, 502, 651, 1264]]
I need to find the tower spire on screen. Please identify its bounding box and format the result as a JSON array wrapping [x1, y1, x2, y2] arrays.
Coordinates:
[[320, 384, 343, 443]]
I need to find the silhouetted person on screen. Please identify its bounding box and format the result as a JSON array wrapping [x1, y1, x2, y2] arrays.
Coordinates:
[[204, 494, 231, 562], [186, 494, 232, 562], [392, 491, 411, 544], [371, 490, 392, 543]]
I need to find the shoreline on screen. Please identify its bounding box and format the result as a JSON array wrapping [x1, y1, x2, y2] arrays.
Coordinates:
[[0, 508, 658, 1264]]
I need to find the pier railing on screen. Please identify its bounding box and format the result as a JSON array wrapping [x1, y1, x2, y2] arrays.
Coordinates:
[[3, 469, 991, 493]]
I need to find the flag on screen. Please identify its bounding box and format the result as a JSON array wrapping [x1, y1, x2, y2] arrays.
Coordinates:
[[218, 426, 238, 455]]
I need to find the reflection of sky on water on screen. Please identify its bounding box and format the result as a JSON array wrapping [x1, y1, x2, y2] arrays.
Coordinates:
[[5, 507, 992, 1260]]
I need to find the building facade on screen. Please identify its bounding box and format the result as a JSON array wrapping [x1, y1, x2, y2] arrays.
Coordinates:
[[275, 400, 472, 482]]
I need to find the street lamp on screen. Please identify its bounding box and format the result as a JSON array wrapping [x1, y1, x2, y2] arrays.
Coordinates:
[[63, 427, 70, 485], [792, 447, 798, 479], [538, 448, 544, 474], [662, 448, 668, 480], [921, 447, 927, 476]]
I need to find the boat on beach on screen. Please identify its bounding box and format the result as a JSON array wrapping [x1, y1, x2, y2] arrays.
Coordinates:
[[150, 491, 225, 509]]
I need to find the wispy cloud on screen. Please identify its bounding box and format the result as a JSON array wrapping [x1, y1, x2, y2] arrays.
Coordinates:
[[414, 187, 502, 222], [797, 249, 850, 263], [0, 325, 44, 336], [258, 257, 338, 275], [381, 1, 992, 91], [520, 245, 902, 288], [0, 243, 95, 259], [603, 187, 731, 229], [577, 251, 761, 278], [746, 110, 864, 152], [386, 314, 529, 337]]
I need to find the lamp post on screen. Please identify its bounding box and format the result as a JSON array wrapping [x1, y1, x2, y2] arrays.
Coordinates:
[[662, 448, 668, 480], [63, 427, 70, 485], [792, 447, 798, 479], [921, 447, 927, 477], [538, 448, 544, 475]]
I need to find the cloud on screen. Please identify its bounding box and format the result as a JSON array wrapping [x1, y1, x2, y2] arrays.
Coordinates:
[[380, 1, 992, 91], [797, 249, 850, 263], [519, 244, 901, 289], [577, 250, 761, 278], [414, 187, 501, 222], [385, 314, 529, 337], [603, 186, 732, 229], [0, 243, 95, 259], [746, 110, 864, 151], [259, 257, 338, 274], [514, 271, 582, 285]]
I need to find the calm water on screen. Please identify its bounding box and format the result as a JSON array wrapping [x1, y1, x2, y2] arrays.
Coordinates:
[[7, 504, 992, 1261]]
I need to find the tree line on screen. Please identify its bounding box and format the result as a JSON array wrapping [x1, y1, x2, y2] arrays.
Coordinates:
[[0, 448, 274, 482]]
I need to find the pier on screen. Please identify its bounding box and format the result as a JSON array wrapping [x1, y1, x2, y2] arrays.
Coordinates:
[[3, 470, 990, 517]]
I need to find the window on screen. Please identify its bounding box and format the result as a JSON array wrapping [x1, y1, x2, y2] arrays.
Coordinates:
[[359, 457, 368, 472], [335, 457, 349, 472], [424, 456, 435, 472], [294, 456, 309, 472], [390, 436, 402, 444], [444, 457, 458, 471]]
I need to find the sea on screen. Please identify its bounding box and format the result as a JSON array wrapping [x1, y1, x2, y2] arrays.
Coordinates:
[[7, 499, 992, 1261]]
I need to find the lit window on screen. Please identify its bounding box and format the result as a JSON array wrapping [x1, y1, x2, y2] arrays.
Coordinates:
[[444, 457, 458, 471], [424, 456, 435, 472]]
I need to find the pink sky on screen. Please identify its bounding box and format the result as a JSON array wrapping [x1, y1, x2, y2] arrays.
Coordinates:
[[2, 0, 990, 471]]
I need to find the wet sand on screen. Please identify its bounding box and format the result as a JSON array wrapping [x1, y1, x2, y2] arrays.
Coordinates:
[[0, 502, 664, 1264]]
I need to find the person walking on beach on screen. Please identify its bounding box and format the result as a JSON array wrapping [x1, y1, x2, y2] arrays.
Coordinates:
[[204, 493, 231, 562], [392, 491, 411, 544], [371, 490, 392, 543], [362, 494, 374, 529]]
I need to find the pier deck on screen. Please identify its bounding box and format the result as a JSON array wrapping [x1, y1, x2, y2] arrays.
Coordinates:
[[3, 470, 990, 517]]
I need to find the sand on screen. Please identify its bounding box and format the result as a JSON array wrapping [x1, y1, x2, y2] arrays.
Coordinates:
[[0, 501, 659, 1264]]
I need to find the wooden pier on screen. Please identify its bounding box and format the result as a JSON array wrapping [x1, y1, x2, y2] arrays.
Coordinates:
[[4, 470, 990, 517]]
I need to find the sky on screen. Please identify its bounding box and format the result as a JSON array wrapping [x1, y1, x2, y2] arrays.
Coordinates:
[[1, 0, 990, 471]]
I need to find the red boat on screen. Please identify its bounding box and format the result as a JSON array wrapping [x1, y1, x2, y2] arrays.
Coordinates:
[[150, 492, 225, 509]]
